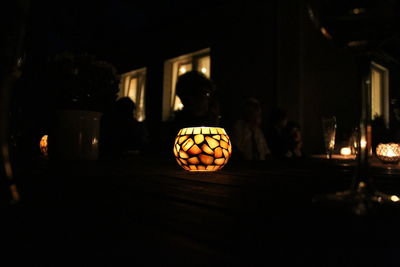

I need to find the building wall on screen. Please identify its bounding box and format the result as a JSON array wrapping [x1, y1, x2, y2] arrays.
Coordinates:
[[17, 0, 400, 158], [276, 0, 360, 155], [301, 5, 360, 154], [120, 1, 278, 138], [107, 0, 370, 155], [210, 1, 277, 132], [120, 0, 363, 155]]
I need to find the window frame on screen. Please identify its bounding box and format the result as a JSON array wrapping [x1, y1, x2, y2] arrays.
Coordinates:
[[370, 61, 389, 127], [119, 67, 147, 122]]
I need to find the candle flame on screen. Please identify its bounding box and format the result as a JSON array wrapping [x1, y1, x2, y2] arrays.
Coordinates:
[[386, 148, 396, 157]]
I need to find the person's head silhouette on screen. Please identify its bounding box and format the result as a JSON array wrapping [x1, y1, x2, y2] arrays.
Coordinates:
[[176, 70, 215, 118], [242, 97, 262, 127], [268, 107, 288, 129], [115, 97, 136, 118]]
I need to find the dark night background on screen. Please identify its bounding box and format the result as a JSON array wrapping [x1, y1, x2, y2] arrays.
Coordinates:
[[17, 0, 400, 157], [4, 1, 400, 266]]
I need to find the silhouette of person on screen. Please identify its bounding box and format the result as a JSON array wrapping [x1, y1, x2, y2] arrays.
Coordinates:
[[264, 108, 304, 159], [264, 107, 288, 158], [162, 71, 220, 151], [172, 70, 218, 129], [283, 120, 303, 158], [100, 97, 148, 159], [161, 71, 219, 155], [231, 97, 270, 161]]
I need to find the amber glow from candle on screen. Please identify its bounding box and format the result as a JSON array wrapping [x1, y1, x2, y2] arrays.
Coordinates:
[[376, 143, 400, 164], [40, 135, 48, 157], [174, 127, 232, 172]]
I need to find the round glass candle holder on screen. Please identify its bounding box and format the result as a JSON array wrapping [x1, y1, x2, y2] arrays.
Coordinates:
[[376, 143, 400, 164], [173, 126, 232, 171]]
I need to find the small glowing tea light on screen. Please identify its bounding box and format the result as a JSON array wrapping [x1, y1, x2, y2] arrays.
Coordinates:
[[376, 143, 400, 164], [39, 135, 48, 157], [391, 195, 400, 202], [340, 147, 352, 156]]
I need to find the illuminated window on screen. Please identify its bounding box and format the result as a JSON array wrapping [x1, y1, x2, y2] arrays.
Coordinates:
[[370, 62, 389, 126], [119, 68, 146, 122], [178, 62, 192, 75], [163, 48, 211, 121]]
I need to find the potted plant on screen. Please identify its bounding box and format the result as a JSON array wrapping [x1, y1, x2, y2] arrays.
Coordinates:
[[46, 52, 119, 160]]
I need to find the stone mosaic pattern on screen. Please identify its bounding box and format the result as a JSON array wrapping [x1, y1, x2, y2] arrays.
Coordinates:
[[173, 127, 232, 171]]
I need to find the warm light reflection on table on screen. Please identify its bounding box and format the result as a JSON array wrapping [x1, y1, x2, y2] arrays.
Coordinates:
[[312, 154, 356, 160]]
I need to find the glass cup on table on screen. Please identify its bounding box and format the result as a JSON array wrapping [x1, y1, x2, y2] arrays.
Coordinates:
[[321, 116, 337, 159]]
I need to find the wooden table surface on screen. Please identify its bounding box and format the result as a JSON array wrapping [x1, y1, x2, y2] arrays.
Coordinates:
[[4, 155, 400, 266]]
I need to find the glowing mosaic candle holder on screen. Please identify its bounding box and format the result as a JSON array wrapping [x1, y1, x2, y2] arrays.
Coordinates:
[[173, 127, 232, 171], [376, 143, 400, 164]]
